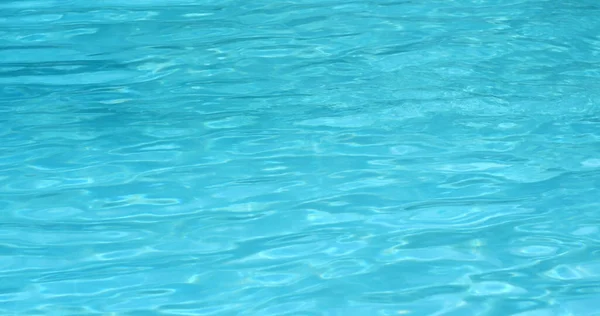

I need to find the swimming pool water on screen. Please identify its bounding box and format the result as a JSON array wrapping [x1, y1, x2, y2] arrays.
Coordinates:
[[1, 0, 600, 315]]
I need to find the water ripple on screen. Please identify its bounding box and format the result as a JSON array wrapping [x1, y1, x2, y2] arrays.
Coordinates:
[[1, 0, 600, 315]]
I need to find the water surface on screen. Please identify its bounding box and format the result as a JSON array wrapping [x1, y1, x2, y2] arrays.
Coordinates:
[[1, 0, 600, 315]]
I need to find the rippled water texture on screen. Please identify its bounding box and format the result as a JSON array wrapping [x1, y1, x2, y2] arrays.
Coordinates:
[[1, 0, 600, 315]]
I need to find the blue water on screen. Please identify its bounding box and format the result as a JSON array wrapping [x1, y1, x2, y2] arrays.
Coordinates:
[[1, 0, 600, 315]]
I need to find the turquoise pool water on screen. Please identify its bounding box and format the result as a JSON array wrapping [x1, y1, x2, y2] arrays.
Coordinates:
[[1, 0, 600, 315]]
